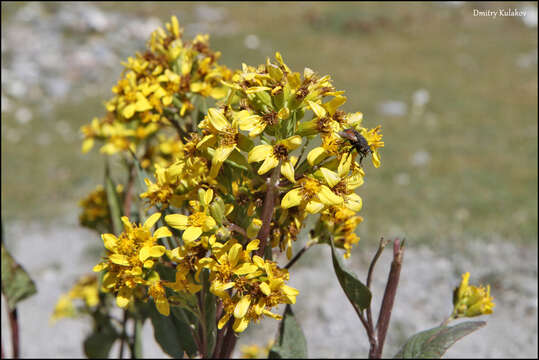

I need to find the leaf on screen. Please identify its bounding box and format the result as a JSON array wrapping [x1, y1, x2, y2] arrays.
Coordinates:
[[269, 305, 307, 359], [1, 242, 37, 310], [149, 302, 198, 358], [83, 323, 118, 359], [201, 269, 217, 356], [330, 237, 371, 312], [394, 321, 486, 358], [105, 162, 123, 234]]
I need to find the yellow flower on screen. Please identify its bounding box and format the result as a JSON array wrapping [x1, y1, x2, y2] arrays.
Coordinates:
[[248, 136, 301, 183], [165, 188, 218, 244], [281, 177, 343, 214], [453, 272, 495, 318], [93, 213, 170, 309], [200, 108, 243, 178]]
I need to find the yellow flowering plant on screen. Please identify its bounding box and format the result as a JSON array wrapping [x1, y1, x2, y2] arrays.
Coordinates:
[[51, 15, 495, 359]]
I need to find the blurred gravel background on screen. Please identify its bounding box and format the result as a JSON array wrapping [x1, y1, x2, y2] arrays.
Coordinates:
[[1, 2, 537, 358]]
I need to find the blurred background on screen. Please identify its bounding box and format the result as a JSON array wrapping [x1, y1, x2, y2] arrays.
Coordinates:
[[1, 2, 537, 358]]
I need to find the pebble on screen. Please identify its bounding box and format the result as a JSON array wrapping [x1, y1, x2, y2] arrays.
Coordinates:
[[377, 100, 407, 117], [244, 34, 260, 50], [15, 107, 33, 125], [410, 150, 431, 167]]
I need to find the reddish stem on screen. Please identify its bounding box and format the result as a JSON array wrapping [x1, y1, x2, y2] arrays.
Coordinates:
[[370, 238, 405, 358], [255, 164, 281, 257], [8, 307, 19, 358]]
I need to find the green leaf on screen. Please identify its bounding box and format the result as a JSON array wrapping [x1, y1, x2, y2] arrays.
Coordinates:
[[330, 237, 371, 312], [269, 305, 307, 359], [169, 291, 200, 317], [394, 321, 486, 358], [83, 327, 118, 358], [201, 269, 217, 356], [1, 243, 37, 310], [105, 162, 123, 234], [149, 302, 198, 358]]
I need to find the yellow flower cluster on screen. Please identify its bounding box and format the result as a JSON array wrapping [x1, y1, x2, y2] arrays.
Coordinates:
[[452, 272, 495, 318], [93, 213, 174, 314], [85, 16, 383, 335], [240, 340, 275, 359], [79, 184, 123, 232], [80, 16, 233, 168], [200, 239, 298, 333], [51, 275, 100, 323]]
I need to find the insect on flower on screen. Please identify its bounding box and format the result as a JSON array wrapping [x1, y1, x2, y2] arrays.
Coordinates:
[[338, 128, 372, 165]]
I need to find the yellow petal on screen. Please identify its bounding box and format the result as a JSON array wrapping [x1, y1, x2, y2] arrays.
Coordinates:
[[258, 155, 279, 175], [122, 104, 136, 119], [345, 193, 363, 212], [280, 135, 302, 151], [154, 226, 172, 239], [218, 313, 231, 329], [183, 226, 203, 243], [305, 200, 324, 214], [338, 153, 353, 177], [149, 245, 166, 258], [155, 296, 170, 316], [102, 234, 118, 252], [165, 214, 189, 229], [204, 188, 214, 206], [210, 145, 235, 177], [233, 263, 258, 275], [281, 188, 302, 209], [233, 317, 249, 333], [135, 93, 152, 112], [307, 147, 327, 166], [320, 167, 341, 188], [110, 254, 130, 266], [246, 239, 260, 252], [372, 150, 381, 168], [308, 100, 327, 118], [259, 282, 271, 296], [208, 108, 229, 132], [318, 185, 343, 205], [248, 144, 273, 163], [139, 247, 151, 262], [281, 161, 296, 183], [81, 138, 94, 153], [234, 295, 252, 319], [116, 287, 131, 308], [144, 212, 161, 229], [228, 243, 243, 268]]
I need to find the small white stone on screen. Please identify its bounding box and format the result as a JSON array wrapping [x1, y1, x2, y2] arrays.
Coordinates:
[[377, 100, 407, 117], [394, 172, 410, 186], [244, 34, 260, 50], [410, 150, 431, 167], [15, 107, 33, 124]]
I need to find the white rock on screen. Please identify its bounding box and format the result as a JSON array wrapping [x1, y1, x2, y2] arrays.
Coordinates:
[[244, 34, 260, 50], [411, 150, 431, 167], [377, 100, 407, 117], [15, 107, 33, 124]]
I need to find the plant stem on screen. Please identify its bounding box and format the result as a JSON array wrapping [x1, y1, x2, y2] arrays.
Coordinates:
[[219, 321, 238, 358], [123, 163, 135, 218], [118, 310, 128, 359], [366, 237, 389, 336], [370, 238, 405, 359], [284, 242, 312, 269], [7, 306, 19, 359], [255, 164, 281, 258]]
